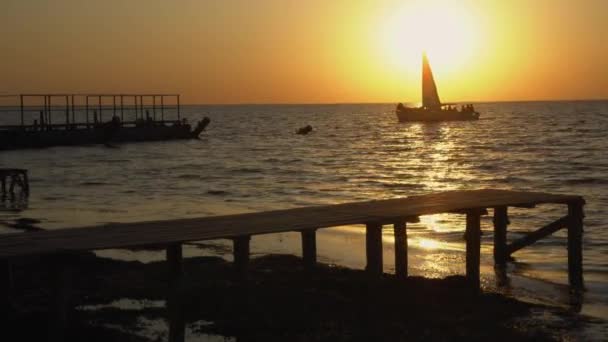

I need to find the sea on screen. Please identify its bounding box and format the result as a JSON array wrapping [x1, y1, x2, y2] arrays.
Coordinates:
[[1, 101, 607, 340]]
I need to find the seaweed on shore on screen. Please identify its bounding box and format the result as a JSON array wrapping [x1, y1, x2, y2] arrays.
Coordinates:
[[4, 252, 566, 341]]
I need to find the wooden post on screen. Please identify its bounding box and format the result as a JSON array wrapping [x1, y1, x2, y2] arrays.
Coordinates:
[[98, 96, 102, 123], [301, 229, 317, 270], [47, 95, 52, 128], [393, 221, 408, 279], [465, 210, 482, 291], [161, 95, 165, 121], [567, 202, 584, 289], [120, 95, 124, 122], [21, 170, 29, 196], [365, 223, 383, 276], [177, 95, 181, 120], [19, 95, 24, 127], [233, 236, 251, 280], [71, 95, 75, 126], [85, 96, 89, 127], [166, 244, 185, 342], [49, 255, 72, 342], [493, 206, 508, 266], [1, 258, 13, 315]]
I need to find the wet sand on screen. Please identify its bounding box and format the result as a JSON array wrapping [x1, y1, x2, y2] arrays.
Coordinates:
[[3, 250, 588, 341]]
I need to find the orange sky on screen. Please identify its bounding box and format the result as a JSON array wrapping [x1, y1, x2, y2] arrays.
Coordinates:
[[1, 0, 607, 104]]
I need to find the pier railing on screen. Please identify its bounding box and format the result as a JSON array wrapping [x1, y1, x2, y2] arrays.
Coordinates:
[[0, 93, 182, 128]]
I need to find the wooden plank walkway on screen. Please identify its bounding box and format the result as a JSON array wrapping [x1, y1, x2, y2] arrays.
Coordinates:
[[0, 189, 583, 258], [0, 189, 586, 342]]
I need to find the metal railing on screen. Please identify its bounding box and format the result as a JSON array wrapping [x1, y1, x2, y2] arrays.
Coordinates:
[[0, 94, 182, 128]]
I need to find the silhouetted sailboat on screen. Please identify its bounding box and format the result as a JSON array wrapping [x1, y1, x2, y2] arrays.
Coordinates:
[[396, 53, 480, 122]]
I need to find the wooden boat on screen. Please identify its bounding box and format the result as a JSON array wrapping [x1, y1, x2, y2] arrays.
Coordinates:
[[0, 94, 210, 150], [396, 53, 480, 122]]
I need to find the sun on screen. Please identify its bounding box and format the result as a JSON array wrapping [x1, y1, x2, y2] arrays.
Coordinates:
[[379, 1, 481, 77]]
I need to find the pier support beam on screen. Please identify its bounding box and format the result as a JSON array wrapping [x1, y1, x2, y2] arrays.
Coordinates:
[[233, 236, 251, 280], [167, 244, 185, 342], [365, 223, 383, 277], [1, 258, 13, 317], [567, 202, 584, 289], [506, 216, 569, 256], [465, 210, 482, 291], [301, 229, 317, 270], [49, 255, 73, 342], [393, 221, 408, 279], [22, 170, 29, 196], [493, 206, 508, 267]]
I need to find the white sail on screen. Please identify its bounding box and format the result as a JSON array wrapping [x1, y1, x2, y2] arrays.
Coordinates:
[[421, 53, 442, 110]]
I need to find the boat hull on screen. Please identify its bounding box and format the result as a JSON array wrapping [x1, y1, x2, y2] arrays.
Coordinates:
[[396, 108, 480, 122], [0, 125, 195, 150]]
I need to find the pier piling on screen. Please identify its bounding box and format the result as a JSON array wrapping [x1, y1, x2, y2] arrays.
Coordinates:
[[49, 255, 73, 342], [365, 223, 383, 277], [567, 202, 584, 289], [1, 258, 13, 315], [0, 169, 29, 196], [301, 229, 317, 270], [167, 244, 185, 342], [493, 206, 508, 266], [393, 221, 408, 279], [233, 236, 251, 280], [466, 210, 482, 291]]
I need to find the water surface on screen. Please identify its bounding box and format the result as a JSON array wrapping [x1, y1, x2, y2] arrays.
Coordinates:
[[1, 101, 607, 338]]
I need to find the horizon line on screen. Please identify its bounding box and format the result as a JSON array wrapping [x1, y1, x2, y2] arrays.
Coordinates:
[[180, 97, 608, 106]]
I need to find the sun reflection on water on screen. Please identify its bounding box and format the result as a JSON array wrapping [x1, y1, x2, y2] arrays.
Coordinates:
[[416, 237, 441, 250]]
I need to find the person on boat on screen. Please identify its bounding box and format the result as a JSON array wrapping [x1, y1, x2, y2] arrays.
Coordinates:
[[396, 102, 405, 111]]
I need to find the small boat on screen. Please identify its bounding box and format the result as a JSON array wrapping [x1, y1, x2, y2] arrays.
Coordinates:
[[396, 53, 480, 122]]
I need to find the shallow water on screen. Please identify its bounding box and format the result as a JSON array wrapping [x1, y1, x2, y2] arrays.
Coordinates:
[[1, 101, 607, 338]]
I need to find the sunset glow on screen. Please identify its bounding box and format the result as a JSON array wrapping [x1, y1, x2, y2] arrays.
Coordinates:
[[379, 1, 481, 76], [1, 0, 607, 103]]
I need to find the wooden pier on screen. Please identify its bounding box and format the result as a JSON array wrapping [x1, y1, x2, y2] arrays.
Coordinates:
[[0, 169, 29, 196], [0, 189, 585, 341]]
